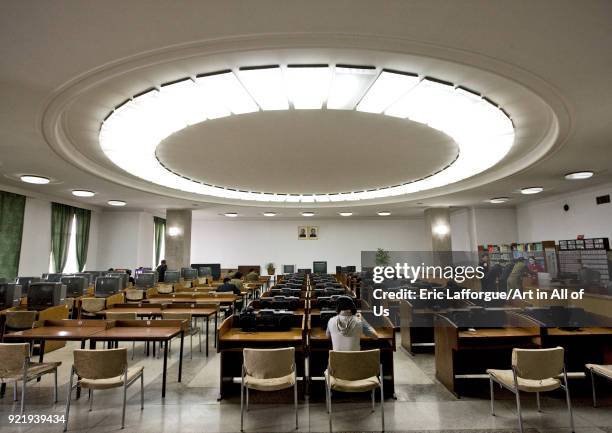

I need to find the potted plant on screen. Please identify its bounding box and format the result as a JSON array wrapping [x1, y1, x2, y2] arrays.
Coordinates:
[[375, 248, 391, 266], [266, 262, 275, 275]]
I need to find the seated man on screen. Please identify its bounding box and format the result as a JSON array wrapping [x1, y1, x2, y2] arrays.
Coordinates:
[[230, 271, 244, 292], [245, 268, 260, 282], [326, 296, 377, 351], [216, 277, 241, 295]]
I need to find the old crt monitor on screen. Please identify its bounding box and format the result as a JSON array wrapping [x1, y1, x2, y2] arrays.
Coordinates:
[[42, 273, 63, 282], [260, 295, 300, 310], [135, 272, 156, 288], [106, 272, 128, 289], [181, 267, 197, 280], [15, 277, 41, 292], [73, 272, 93, 285], [198, 267, 212, 278], [164, 270, 180, 283], [0, 283, 22, 309], [95, 277, 122, 297], [61, 276, 88, 297], [191, 263, 221, 280], [27, 282, 66, 311], [297, 268, 311, 274], [313, 261, 327, 274], [238, 309, 294, 332], [283, 265, 295, 274]]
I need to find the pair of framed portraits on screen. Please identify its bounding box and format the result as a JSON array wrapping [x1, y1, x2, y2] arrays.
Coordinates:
[[298, 225, 319, 240]]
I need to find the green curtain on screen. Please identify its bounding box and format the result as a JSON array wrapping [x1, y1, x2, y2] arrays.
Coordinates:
[[73, 207, 91, 272], [0, 191, 26, 280], [51, 203, 73, 273], [153, 216, 166, 266]]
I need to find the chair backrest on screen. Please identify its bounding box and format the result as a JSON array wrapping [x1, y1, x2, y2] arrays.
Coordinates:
[[243, 347, 295, 379], [125, 289, 144, 301], [81, 297, 106, 313], [512, 347, 565, 380], [329, 349, 380, 381], [73, 348, 127, 380], [105, 311, 137, 320], [157, 284, 173, 294], [5, 310, 37, 330], [0, 343, 29, 375]]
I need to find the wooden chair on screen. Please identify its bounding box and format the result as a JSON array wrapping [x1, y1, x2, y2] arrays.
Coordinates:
[[586, 363, 612, 407], [79, 297, 106, 319]]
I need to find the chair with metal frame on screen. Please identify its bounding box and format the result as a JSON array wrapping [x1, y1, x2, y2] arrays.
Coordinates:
[[63, 348, 144, 431], [487, 346, 574, 433], [586, 363, 612, 407], [241, 347, 298, 432]]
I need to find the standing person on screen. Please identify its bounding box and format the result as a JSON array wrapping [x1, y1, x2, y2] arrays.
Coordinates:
[[156, 259, 167, 282], [326, 296, 377, 351], [125, 269, 135, 286], [506, 258, 528, 293], [498, 259, 513, 292], [245, 268, 259, 282]]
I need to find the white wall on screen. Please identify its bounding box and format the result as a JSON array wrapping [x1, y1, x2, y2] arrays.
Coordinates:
[[450, 208, 475, 251], [517, 183, 612, 242], [191, 218, 427, 273], [472, 207, 517, 245]]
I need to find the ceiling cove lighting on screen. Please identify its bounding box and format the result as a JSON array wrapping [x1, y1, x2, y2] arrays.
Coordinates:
[[565, 171, 593, 180], [99, 64, 515, 204], [377, 211, 391, 216], [339, 212, 353, 216], [489, 197, 510, 204], [263, 212, 276, 216], [520, 187, 544, 195], [224, 212, 238, 217], [107, 200, 126, 206], [20, 175, 50, 184], [301, 211, 315, 217], [71, 190, 96, 197]]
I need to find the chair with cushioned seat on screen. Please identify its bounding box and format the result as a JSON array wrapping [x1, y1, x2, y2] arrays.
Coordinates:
[[125, 289, 144, 303], [79, 297, 106, 319], [325, 349, 384, 432], [0, 343, 60, 415], [487, 347, 574, 433], [586, 363, 612, 407], [64, 348, 144, 431], [156, 283, 173, 294], [241, 347, 297, 432]]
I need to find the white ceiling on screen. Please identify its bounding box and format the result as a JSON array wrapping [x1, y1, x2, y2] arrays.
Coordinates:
[[1, 1, 611, 219]]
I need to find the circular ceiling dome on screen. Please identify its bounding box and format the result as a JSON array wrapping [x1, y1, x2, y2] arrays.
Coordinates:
[[156, 109, 458, 195]]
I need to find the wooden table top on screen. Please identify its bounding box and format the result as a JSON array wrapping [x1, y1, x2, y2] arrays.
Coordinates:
[[90, 326, 182, 341], [219, 327, 304, 342], [309, 327, 394, 340], [146, 296, 236, 304], [458, 328, 540, 339], [4, 325, 106, 340], [101, 306, 217, 317], [547, 326, 612, 336]]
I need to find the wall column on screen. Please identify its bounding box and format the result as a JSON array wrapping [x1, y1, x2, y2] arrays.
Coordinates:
[[424, 207, 452, 263], [165, 209, 192, 270]]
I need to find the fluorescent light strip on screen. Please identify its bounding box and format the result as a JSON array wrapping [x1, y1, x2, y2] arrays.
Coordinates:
[[99, 65, 515, 204]]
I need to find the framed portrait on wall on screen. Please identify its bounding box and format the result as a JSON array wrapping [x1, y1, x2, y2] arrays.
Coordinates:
[[298, 226, 308, 239], [307, 226, 319, 240]]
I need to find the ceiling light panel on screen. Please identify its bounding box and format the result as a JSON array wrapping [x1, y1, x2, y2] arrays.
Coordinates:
[[327, 66, 377, 110], [286, 65, 331, 109], [196, 71, 258, 116], [237, 66, 289, 110], [356, 70, 420, 113]]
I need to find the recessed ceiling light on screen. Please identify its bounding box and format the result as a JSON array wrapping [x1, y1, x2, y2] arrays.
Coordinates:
[[565, 171, 593, 180], [263, 212, 276, 217], [107, 200, 126, 206], [339, 212, 353, 217], [520, 187, 544, 195], [301, 212, 315, 217], [167, 226, 181, 237], [20, 175, 50, 184], [71, 190, 96, 197], [224, 212, 238, 217], [377, 211, 391, 216], [489, 197, 510, 204]]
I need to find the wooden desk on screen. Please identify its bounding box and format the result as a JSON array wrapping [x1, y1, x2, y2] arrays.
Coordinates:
[[217, 315, 306, 399], [434, 311, 541, 396], [100, 304, 219, 356], [146, 294, 238, 307], [308, 311, 395, 398], [90, 319, 186, 398]]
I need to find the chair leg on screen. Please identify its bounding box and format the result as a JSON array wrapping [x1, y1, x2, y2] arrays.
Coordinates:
[[246, 387, 249, 411], [132, 342, 135, 360], [380, 363, 385, 433], [563, 370, 575, 433], [326, 378, 332, 433], [190, 333, 193, 360], [54, 369, 58, 403], [590, 368, 597, 408], [489, 377, 495, 416], [198, 327, 202, 353], [536, 392, 541, 412], [121, 382, 127, 429], [63, 371, 74, 432], [89, 389, 93, 411], [140, 373, 144, 410], [13, 382, 17, 401], [514, 390, 524, 433], [20, 379, 26, 415], [294, 379, 298, 430], [240, 375, 245, 432]]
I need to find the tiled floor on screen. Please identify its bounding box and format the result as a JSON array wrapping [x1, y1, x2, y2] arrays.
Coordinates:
[[1, 329, 610, 433]]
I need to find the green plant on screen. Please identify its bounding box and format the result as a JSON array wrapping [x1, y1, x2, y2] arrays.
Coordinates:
[[375, 248, 391, 266], [265, 262, 275, 273]]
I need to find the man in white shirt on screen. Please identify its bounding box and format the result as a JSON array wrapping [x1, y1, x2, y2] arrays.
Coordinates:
[[325, 296, 377, 351]]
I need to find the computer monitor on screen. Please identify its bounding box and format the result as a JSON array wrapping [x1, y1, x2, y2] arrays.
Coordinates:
[[42, 273, 63, 282], [283, 265, 295, 274], [164, 270, 180, 283], [95, 277, 122, 297], [343, 266, 357, 273], [198, 267, 212, 277], [181, 267, 197, 280], [313, 261, 327, 274], [27, 282, 66, 311], [0, 283, 22, 309], [297, 268, 311, 274], [61, 276, 88, 298], [15, 277, 41, 292], [72, 272, 94, 285], [191, 263, 221, 280], [135, 272, 156, 288], [106, 272, 128, 289]]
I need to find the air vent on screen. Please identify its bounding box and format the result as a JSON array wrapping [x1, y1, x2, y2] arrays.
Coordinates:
[[596, 194, 610, 205]]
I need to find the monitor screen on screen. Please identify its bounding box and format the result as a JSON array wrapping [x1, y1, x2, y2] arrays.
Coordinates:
[[135, 272, 156, 288], [27, 282, 66, 311], [297, 268, 311, 274], [181, 268, 197, 280], [61, 276, 88, 297], [106, 272, 128, 289], [191, 263, 221, 280], [198, 267, 212, 277], [313, 261, 327, 274], [42, 273, 63, 282], [95, 277, 122, 297], [72, 272, 93, 285], [164, 270, 180, 283], [0, 283, 22, 309], [283, 265, 295, 274], [15, 277, 41, 292]]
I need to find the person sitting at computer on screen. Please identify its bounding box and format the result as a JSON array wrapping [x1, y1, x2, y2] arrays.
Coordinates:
[[217, 277, 241, 295], [245, 268, 259, 282], [156, 259, 167, 282], [230, 271, 244, 291], [125, 269, 135, 286], [326, 296, 377, 351]]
